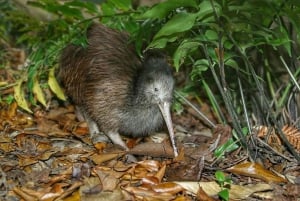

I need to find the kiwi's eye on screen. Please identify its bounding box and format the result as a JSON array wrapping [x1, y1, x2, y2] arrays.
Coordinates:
[[154, 87, 159, 92]]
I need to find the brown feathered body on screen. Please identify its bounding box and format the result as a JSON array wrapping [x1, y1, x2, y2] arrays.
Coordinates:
[[59, 24, 175, 152]]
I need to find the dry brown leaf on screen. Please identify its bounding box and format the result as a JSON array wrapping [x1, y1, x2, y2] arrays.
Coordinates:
[[18, 156, 38, 167], [55, 181, 83, 200], [123, 186, 175, 200], [141, 176, 160, 186], [40, 183, 67, 200], [196, 186, 217, 201], [136, 160, 161, 172], [173, 195, 192, 201], [255, 125, 300, 151], [90, 152, 125, 164], [13, 187, 38, 201], [63, 190, 81, 201], [256, 126, 282, 147], [0, 142, 14, 152], [151, 182, 184, 194], [227, 162, 287, 183], [80, 188, 125, 201], [155, 163, 166, 182], [94, 168, 119, 191], [174, 181, 273, 200], [7, 101, 18, 118], [282, 125, 300, 151]]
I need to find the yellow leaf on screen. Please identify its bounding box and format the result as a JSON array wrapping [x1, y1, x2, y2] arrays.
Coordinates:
[[48, 67, 66, 101], [33, 75, 46, 106], [0, 81, 8, 87], [13, 79, 32, 113]]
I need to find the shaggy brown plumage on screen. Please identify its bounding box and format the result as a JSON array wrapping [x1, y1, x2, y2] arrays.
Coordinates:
[[59, 23, 177, 156]]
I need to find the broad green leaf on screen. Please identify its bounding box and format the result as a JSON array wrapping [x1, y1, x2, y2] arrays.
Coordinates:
[[59, 5, 84, 18], [48, 67, 66, 101], [33, 75, 47, 107], [205, 30, 218, 41], [110, 0, 132, 11], [65, 0, 99, 13], [148, 36, 177, 49], [153, 12, 198, 39], [225, 58, 238, 69], [14, 79, 32, 113], [218, 189, 229, 201], [173, 40, 200, 71], [193, 59, 209, 72], [215, 170, 226, 183], [101, 2, 115, 16], [141, 0, 198, 19], [197, 0, 219, 21]]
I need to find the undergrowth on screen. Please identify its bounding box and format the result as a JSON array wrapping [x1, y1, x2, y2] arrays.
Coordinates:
[[0, 0, 299, 161]]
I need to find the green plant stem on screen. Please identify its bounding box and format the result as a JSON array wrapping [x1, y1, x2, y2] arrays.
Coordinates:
[[202, 79, 226, 123], [280, 56, 300, 92], [208, 0, 255, 160], [227, 34, 300, 162], [238, 77, 252, 135]]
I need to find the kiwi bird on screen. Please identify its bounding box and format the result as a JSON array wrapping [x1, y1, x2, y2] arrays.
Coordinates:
[[59, 23, 178, 157]]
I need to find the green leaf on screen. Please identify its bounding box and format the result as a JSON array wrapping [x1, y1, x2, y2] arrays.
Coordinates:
[[215, 170, 226, 183], [110, 0, 132, 11], [218, 189, 229, 201], [5, 95, 14, 105], [153, 12, 198, 39], [205, 30, 218, 41], [65, 0, 99, 13], [57, 5, 84, 19], [101, 1, 115, 16], [197, 0, 220, 22], [148, 36, 177, 49], [225, 58, 238, 69], [193, 59, 209, 72], [173, 40, 200, 71], [214, 138, 239, 158], [141, 0, 198, 19]]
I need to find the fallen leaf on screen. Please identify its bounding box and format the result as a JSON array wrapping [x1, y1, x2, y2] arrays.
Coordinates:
[[196, 186, 216, 201], [151, 182, 184, 194], [136, 160, 161, 172], [174, 181, 273, 200], [227, 162, 287, 183], [90, 152, 125, 164], [123, 186, 175, 200], [155, 163, 166, 182]]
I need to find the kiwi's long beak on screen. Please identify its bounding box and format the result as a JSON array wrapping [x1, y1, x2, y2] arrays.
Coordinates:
[[158, 101, 178, 157]]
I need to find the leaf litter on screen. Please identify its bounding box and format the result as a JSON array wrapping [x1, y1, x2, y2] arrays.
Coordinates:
[[0, 48, 300, 201]]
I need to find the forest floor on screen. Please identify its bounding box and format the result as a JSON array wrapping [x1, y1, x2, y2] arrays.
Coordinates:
[[0, 47, 299, 201]]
